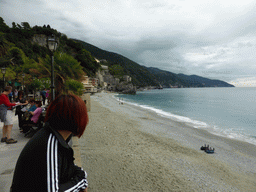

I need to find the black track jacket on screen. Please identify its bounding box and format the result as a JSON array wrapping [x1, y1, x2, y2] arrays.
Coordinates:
[[11, 124, 88, 192]]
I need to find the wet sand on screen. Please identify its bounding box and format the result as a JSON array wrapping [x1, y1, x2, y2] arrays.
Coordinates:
[[78, 92, 256, 192]]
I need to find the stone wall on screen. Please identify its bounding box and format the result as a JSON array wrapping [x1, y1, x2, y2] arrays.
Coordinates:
[[32, 34, 47, 47], [80, 93, 91, 112]]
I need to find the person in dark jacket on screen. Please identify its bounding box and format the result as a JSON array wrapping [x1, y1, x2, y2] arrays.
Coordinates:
[[15, 91, 28, 130], [40, 88, 47, 105], [11, 94, 89, 192]]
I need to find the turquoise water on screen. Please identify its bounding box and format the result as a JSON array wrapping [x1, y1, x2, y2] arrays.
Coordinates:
[[115, 87, 256, 145]]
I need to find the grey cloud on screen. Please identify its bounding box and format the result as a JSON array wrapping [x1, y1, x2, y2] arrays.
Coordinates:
[[2, 0, 256, 86]]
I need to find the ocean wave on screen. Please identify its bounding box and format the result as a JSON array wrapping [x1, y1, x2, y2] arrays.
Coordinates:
[[209, 126, 256, 146], [114, 95, 208, 128], [114, 94, 256, 146]]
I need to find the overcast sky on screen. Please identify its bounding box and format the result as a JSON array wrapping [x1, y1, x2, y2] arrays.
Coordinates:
[[1, 0, 256, 87]]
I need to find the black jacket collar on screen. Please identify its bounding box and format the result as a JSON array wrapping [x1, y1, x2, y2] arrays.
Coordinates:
[[45, 123, 72, 149]]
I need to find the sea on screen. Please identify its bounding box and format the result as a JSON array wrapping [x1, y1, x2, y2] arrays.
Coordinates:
[[115, 87, 256, 146]]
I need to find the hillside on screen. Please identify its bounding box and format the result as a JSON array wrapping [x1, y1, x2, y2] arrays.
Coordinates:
[[0, 15, 234, 90], [74, 39, 159, 87], [75, 40, 235, 88], [0, 18, 100, 96]]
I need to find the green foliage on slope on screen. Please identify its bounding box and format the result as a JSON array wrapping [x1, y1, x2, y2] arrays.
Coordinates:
[[74, 39, 159, 87], [74, 40, 234, 88], [0, 17, 101, 95]]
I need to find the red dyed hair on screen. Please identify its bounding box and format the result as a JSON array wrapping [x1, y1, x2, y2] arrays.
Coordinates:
[[44, 94, 89, 138]]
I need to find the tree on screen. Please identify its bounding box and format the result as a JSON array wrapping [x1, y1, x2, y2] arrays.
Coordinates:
[[38, 52, 85, 96], [65, 79, 84, 95], [0, 17, 10, 33], [8, 47, 25, 66], [21, 22, 31, 30], [0, 18, 105, 95], [12, 22, 17, 29], [109, 64, 125, 78], [54, 52, 85, 80], [0, 32, 9, 57], [75, 49, 100, 76]]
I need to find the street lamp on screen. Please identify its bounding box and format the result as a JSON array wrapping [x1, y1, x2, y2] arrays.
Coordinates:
[[22, 73, 25, 91], [1, 67, 6, 90], [47, 34, 58, 101]]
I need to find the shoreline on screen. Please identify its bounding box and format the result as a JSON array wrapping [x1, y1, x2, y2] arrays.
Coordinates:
[[115, 90, 256, 147], [78, 92, 256, 191]]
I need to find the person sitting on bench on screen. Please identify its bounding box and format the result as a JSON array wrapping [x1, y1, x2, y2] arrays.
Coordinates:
[[27, 99, 37, 112], [22, 99, 37, 122], [21, 101, 42, 133], [29, 101, 42, 124]]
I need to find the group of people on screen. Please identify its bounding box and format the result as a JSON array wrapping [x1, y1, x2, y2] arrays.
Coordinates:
[[15, 90, 44, 134], [8, 88, 49, 105], [8, 89, 18, 102], [0, 86, 42, 144], [19, 98, 43, 134], [0, 86, 89, 191]]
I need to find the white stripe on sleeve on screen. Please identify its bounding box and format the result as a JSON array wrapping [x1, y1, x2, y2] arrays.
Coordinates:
[[54, 139, 59, 191], [47, 134, 59, 192], [47, 134, 53, 192]]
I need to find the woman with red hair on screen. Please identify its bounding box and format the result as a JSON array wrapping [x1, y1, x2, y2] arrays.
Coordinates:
[[11, 95, 89, 192]]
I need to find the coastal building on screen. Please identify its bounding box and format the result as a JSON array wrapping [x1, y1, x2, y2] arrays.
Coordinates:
[[96, 64, 109, 89], [115, 78, 120, 84], [123, 75, 132, 82], [95, 58, 100, 63], [83, 85, 97, 93], [90, 78, 99, 87], [82, 76, 97, 93], [99, 59, 107, 63], [94, 60, 135, 93]]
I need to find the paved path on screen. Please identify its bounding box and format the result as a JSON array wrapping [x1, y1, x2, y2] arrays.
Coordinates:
[[0, 111, 29, 192], [0, 109, 82, 192]]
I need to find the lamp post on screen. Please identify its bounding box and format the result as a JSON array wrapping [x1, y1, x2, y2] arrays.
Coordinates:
[[47, 34, 58, 102], [1, 67, 6, 90], [22, 73, 25, 91]]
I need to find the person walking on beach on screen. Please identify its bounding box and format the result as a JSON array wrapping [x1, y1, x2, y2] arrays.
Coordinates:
[[11, 94, 89, 192], [0, 86, 21, 144]]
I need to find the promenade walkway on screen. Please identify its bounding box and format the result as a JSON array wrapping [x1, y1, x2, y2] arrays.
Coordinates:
[[0, 111, 28, 192], [0, 108, 82, 192]]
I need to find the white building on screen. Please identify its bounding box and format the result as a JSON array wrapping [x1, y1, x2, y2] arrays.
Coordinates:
[[82, 76, 97, 93]]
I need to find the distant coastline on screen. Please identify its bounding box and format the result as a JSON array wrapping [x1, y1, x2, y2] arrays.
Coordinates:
[[75, 39, 234, 89]]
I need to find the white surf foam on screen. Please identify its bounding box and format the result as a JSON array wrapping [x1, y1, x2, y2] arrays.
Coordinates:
[[114, 94, 256, 146], [114, 95, 208, 128]]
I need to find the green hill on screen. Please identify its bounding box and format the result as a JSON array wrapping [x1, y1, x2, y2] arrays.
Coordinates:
[[0, 16, 234, 90], [74, 40, 235, 88], [74, 39, 159, 87]]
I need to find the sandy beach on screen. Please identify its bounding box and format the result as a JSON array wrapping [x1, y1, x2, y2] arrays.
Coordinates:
[[78, 92, 256, 192]]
